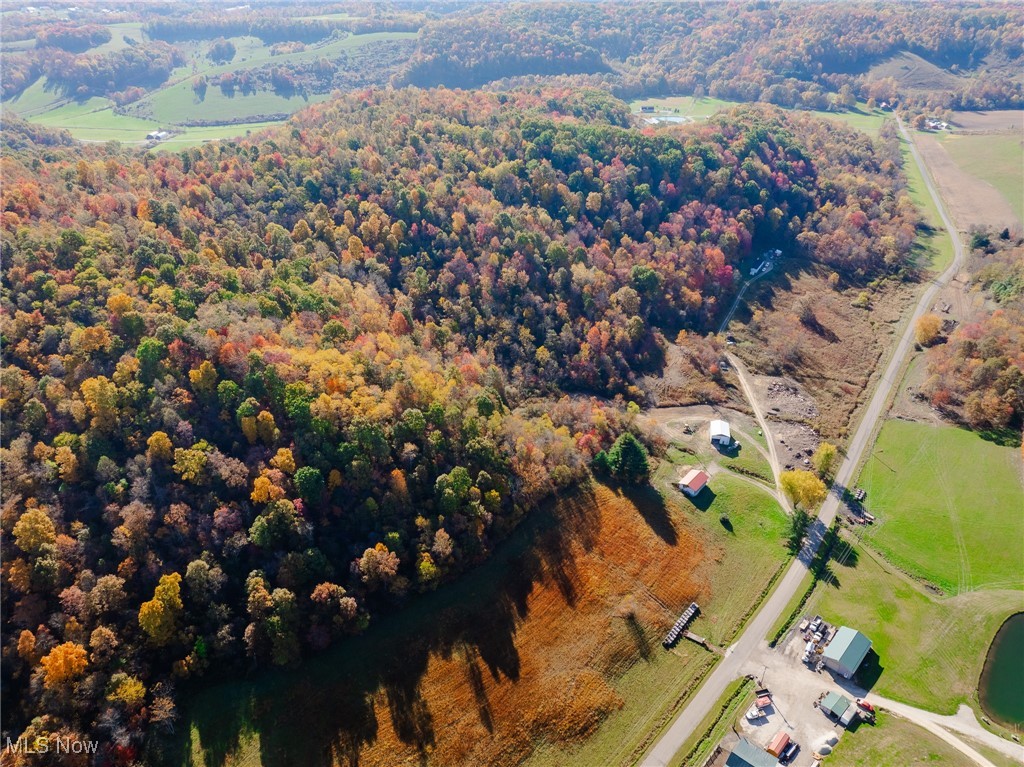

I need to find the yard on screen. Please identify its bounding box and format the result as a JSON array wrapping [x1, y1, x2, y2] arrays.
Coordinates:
[[827, 710, 975, 767], [858, 420, 1024, 594]]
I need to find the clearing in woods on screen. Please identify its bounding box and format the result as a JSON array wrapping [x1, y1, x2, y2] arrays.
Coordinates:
[[865, 51, 965, 94], [813, 538, 1022, 716], [176, 478, 791, 767], [857, 419, 1024, 594], [827, 710, 975, 767]]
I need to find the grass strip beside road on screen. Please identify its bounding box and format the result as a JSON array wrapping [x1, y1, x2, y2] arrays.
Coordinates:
[[670, 677, 755, 767]]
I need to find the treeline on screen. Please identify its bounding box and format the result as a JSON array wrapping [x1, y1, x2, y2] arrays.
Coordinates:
[[144, 13, 422, 44], [5, 43, 184, 100], [400, 2, 1024, 110], [924, 236, 1024, 431], [0, 89, 915, 758], [35, 24, 112, 53]]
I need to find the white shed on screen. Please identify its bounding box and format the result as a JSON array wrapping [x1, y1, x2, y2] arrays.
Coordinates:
[[710, 419, 731, 446]]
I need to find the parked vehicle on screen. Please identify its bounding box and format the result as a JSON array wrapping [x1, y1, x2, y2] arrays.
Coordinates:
[[779, 742, 800, 764]]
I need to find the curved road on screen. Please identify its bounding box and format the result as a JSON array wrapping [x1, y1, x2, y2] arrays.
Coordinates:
[[641, 117, 969, 767]]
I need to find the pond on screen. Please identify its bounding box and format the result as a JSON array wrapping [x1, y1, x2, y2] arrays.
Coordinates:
[[979, 612, 1024, 729]]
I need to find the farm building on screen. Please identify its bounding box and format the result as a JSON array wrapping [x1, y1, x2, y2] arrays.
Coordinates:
[[822, 626, 872, 679], [725, 738, 777, 767], [710, 419, 732, 446], [820, 691, 858, 726], [678, 469, 709, 497]]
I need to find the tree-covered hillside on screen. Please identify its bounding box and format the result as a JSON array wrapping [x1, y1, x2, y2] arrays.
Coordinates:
[[1, 88, 916, 759]]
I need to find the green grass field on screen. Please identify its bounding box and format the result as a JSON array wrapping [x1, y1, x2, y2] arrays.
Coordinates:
[[899, 134, 956, 273], [828, 710, 974, 767], [858, 420, 1024, 594], [814, 540, 1021, 713], [4, 30, 417, 144], [939, 133, 1024, 222], [668, 678, 754, 767]]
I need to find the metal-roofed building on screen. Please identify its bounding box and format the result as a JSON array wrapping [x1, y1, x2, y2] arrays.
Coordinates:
[[725, 738, 777, 767], [822, 626, 872, 679]]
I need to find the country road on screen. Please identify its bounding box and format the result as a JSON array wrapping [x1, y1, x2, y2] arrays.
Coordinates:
[[640, 117, 969, 767]]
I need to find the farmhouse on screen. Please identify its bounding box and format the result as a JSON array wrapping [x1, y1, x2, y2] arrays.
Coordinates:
[[710, 419, 732, 447], [822, 626, 872, 679], [678, 469, 709, 497], [725, 738, 777, 767]]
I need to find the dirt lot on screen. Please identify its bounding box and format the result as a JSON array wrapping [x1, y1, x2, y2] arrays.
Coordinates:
[[914, 132, 1021, 231], [728, 267, 915, 441]]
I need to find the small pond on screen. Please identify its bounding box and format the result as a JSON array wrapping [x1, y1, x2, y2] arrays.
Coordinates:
[[979, 612, 1024, 729]]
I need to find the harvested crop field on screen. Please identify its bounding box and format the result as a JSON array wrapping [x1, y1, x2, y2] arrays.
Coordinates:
[[914, 132, 1022, 231], [176, 480, 790, 767]]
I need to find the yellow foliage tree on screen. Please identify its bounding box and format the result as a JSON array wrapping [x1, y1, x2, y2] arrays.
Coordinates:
[[256, 410, 278, 445], [80, 376, 119, 432], [173, 447, 208, 484], [54, 445, 79, 482], [107, 673, 146, 709], [13, 507, 56, 555], [39, 642, 88, 689], [147, 431, 173, 462], [251, 474, 285, 503], [915, 313, 942, 346], [270, 448, 296, 474], [780, 469, 828, 509], [241, 415, 258, 444], [188, 361, 218, 393], [139, 573, 182, 646], [106, 292, 133, 316]]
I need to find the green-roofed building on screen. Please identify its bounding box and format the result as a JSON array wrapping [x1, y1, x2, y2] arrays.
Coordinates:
[[820, 690, 852, 719], [822, 626, 872, 679], [725, 738, 778, 767]]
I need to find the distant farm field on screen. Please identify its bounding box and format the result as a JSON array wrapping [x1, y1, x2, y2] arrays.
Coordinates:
[[858, 420, 1024, 594], [178, 478, 791, 767], [940, 132, 1024, 225], [629, 96, 889, 137], [828, 710, 975, 767], [3, 30, 418, 146], [815, 540, 1021, 714]]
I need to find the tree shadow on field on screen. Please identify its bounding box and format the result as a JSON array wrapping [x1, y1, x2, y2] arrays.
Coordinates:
[[624, 613, 653, 661], [163, 486, 603, 767], [619, 483, 678, 545]]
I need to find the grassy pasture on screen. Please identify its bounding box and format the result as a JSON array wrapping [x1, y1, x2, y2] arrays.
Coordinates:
[[828, 710, 975, 767], [858, 420, 1024, 594], [814, 539, 1022, 714], [939, 133, 1024, 223]]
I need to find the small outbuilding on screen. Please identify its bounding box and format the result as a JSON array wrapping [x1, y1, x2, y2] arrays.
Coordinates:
[[709, 419, 732, 446], [822, 626, 872, 679], [725, 738, 777, 767], [678, 469, 709, 497], [766, 730, 790, 757], [820, 691, 852, 721]]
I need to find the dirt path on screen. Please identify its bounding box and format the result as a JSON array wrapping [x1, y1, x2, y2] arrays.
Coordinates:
[[640, 116, 969, 767], [864, 696, 1024, 766]]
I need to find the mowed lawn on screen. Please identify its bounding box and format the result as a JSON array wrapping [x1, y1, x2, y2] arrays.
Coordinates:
[[828, 710, 975, 767], [815, 541, 1022, 713], [858, 420, 1024, 594], [940, 133, 1024, 222]]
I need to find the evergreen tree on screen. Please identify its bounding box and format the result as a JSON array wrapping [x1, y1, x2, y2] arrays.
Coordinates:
[[608, 433, 650, 484]]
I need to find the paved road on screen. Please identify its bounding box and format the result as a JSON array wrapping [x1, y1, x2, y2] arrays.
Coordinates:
[[640, 117, 968, 767]]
